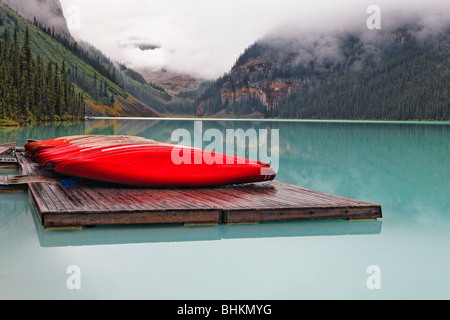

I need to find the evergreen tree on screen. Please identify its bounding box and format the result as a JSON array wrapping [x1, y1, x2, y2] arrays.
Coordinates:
[[0, 28, 85, 123]]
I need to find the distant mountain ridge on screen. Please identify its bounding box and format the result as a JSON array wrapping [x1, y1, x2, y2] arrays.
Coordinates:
[[197, 25, 449, 121], [138, 68, 205, 102]]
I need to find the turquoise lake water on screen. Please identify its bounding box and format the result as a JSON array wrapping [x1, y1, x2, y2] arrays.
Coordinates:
[[0, 119, 449, 300]]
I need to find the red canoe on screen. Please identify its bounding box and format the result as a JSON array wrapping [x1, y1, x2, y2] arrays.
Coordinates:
[[25, 135, 276, 187]]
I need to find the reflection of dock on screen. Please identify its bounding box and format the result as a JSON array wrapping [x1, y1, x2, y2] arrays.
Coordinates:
[[33, 219, 383, 248], [1, 148, 382, 229]]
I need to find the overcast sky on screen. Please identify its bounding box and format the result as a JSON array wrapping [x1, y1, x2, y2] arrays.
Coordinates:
[[59, 0, 449, 79]]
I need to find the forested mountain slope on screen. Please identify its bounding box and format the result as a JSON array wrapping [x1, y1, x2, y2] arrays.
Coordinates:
[[0, 2, 164, 123], [197, 26, 449, 121]]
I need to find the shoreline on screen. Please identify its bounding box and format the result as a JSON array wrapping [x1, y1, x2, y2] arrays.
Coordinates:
[[1, 117, 449, 128], [86, 116, 450, 125]]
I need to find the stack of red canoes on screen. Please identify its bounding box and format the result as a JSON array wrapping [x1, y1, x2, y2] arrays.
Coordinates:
[[25, 135, 276, 187]]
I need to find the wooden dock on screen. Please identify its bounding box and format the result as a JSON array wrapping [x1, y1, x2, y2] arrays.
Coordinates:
[[0, 148, 382, 229], [0, 142, 15, 155]]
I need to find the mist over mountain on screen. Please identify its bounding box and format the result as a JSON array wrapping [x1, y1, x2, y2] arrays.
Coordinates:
[[196, 8, 450, 120], [1, 0, 73, 41], [1, 0, 448, 121], [0, 2, 167, 122], [260, 5, 449, 71]]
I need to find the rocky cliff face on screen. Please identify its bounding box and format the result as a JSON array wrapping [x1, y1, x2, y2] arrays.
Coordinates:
[[197, 39, 341, 116], [1, 0, 73, 41], [218, 57, 300, 112], [196, 27, 425, 117]]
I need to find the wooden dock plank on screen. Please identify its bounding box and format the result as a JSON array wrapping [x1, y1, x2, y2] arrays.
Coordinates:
[[29, 183, 55, 213], [0, 142, 15, 155], [162, 188, 221, 210], [0, 157, 18, 170], [190, 187, 259, 209], [41, 183, 68, 213], [70, 186, 112, 213], [54, 185, 96, 213], [0, 176, 24, 192], [225, 206, 382, 224], [88, 187, 132, 212], [42, 209, 222, 228], [8, 151, 382, 228]]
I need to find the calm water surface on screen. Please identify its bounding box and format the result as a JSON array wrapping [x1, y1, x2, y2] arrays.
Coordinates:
[[0, 119, 449, 300]]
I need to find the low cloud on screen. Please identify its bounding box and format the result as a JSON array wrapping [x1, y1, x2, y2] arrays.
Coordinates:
[[2, 0, 72, 37], [58, 0, 449, 79], [138, 44, 161, 51]]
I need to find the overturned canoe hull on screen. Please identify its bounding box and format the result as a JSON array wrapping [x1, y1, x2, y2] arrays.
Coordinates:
[[25, 135, 277, 187]]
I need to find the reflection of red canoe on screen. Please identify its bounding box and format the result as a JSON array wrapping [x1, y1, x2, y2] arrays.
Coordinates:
[[25, 135, 276, 187]]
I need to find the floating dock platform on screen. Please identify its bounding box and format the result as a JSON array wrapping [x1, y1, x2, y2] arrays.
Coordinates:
[[0, 146, 382, 229], [0, 142, 16, 156]]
